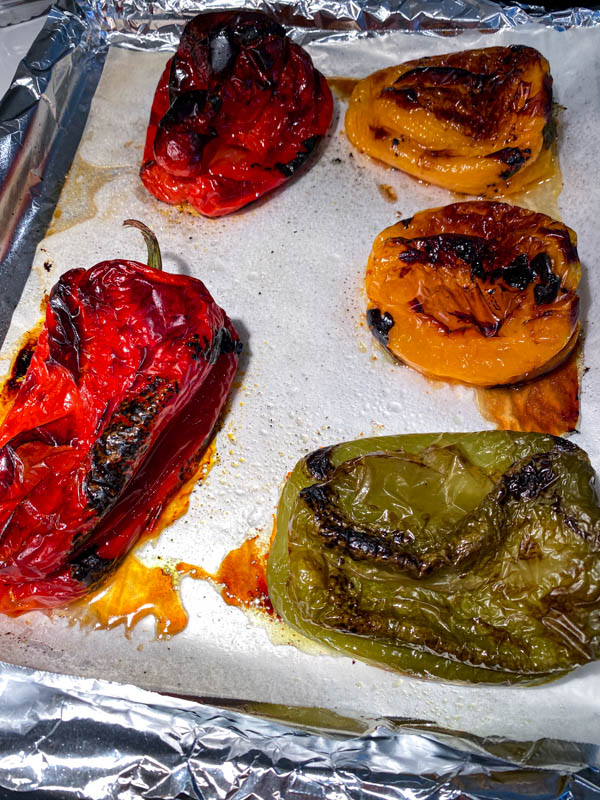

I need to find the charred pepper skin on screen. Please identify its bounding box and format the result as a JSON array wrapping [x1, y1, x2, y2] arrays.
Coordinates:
[[140, 10, 334, 217], [267, 432, 600, 685], [345, 46, 554, 196], [0, 233, 240, 614], [365, 201, 581, 387]]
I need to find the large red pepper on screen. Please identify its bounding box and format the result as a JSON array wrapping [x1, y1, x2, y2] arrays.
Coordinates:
[[140, 10, 333, 217], [0, 221, 240, 613]]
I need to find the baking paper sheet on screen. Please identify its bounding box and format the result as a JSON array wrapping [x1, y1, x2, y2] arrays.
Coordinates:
[[1, 23, 600, 746]]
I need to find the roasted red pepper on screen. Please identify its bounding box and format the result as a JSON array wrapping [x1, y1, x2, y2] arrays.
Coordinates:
[[0, 221, 240, 613], [140, 10, 333, 217]]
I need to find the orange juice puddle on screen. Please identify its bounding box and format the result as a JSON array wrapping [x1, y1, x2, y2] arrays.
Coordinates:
[[495, 143, 563, 221], [70, 555, 189, 638], [67, 441, 217, 638], [327, 77, 358, 101], [176, 531, 275, 617], [477, 338, 582, 436]]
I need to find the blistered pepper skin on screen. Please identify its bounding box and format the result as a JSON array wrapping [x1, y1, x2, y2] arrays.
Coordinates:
[[345, 46, 553, 196], [0, 249, 240, 613], [140, 11, 334, 217], [366, 201, 581, 387], [267, 432, 600, 685]]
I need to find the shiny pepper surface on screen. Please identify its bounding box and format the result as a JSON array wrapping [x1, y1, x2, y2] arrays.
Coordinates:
[[0, 225, 240, 613], [366, 201, 580, 387], [140, 10, 333, 217], [345, 46, 554, 196], [267, 432, 600, 685]]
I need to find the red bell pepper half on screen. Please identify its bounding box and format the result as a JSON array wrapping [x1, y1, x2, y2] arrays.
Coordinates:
[[140, 10, 334, 217], [0, 221, 240, 614]]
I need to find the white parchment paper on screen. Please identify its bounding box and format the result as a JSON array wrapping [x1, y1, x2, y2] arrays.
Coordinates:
[[1, 25, 600, 744]]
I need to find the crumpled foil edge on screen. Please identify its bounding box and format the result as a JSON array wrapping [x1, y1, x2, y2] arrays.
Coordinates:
[[1, 658, 600, 799]]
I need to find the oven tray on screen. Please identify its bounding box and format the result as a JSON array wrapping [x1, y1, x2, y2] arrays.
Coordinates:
[[2, 0, 600, 795]]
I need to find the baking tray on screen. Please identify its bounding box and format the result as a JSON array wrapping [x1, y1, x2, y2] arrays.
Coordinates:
[[2, 0, 600, 773]]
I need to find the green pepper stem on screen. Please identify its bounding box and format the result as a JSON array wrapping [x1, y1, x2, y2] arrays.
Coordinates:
[[123, 219, 163, 271]]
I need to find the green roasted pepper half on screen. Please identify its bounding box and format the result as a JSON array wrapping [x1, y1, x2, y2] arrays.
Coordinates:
[[267, 432, 600, 685]]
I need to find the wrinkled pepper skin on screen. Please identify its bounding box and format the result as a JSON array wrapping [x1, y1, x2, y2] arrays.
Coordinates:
[[140, 10, 333, 217], [0, 247, 240, 613], [267, 432, 600, 685], [345, 46, 554, 196], [366, 201, 580, 387]]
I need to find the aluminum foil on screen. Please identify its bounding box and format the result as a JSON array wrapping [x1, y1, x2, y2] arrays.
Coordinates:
[[0, 0, 51, 26], [1, 657, 600, 799], [3, 0, 600, 796]]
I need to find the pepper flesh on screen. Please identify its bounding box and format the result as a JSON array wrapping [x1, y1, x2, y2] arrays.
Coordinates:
[[140, 10, 333, 217], [267, 432, 600, 685], [345, 46, 553, 196], [0, 231, 240, 613], [366, 201, 580, 387]]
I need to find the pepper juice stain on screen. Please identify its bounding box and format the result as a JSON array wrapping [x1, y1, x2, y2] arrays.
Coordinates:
[[378, 184, 398, 203], [46, 157, 136, 236], [177, 533, 274, 615], [495, 143, 563, 220], [476, 338, 581, 436], [328, 77, 359, 101], [72, 554, 189, 638], [0, 322, 43, 426], [68, 441, 217, 638]]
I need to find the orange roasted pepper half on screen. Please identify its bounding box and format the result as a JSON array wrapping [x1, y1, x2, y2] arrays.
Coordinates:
[[365, 201, 580, 387], [346, 46, 554, 196]]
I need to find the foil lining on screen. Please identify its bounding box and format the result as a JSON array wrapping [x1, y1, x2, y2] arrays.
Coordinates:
[[0, 0, 51, 26], [1, 658, 600, 799], [2, 0, 600, 796]]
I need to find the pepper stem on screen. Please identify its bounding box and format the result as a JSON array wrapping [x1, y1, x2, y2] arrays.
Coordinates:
[[123, 219, 163, 271]]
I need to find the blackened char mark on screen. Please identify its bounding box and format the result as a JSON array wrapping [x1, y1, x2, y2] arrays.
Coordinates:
[[383, 67, 499, 139], [393, 234, 489, 280], [531, 253, 561, 305], [155, 91, 217, 172], [488, 251, 561, 302], [70, 546, 115, 588], [48, 280, 83, 383], [186, 327, 241, 365], [217, 326, 243, 356], [388, 66, 492, 94], [550, 436, 577, 453], [497, 452, 557, 505], [186, 334, 211, 362], [367, 308, 394, 346], [305, 446, 335, 480], [84, 377, 179, 515], [369, 126, 389, 140], [487, 147, 530, 180], [275, 136, 320, 177], [393, 233, 563, 302], [5, 342, 35, 394], [162, 90, 209, 127], [209, 327, 242, 364], [300, 483, 424, 578], [499, 254, 531, 290]]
